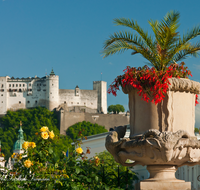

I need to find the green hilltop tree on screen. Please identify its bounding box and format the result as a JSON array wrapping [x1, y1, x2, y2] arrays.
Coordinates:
[[66, 121, 108, 140], [108, 104, 125, 114]]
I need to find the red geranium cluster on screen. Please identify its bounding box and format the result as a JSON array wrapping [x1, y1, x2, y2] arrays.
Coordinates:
[[108, 62, 199, 105]]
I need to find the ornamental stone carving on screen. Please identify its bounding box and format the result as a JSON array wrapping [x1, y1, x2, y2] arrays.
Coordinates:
[[106, 126, 200, 167]]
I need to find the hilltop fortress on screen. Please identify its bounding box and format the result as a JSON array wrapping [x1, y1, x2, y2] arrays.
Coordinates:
[[0, 69, 107, 114], [0, 69, 129, 133]]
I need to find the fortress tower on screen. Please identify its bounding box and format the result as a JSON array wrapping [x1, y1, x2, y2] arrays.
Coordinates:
[[93, 81, 107, 114], [46, 69, 59, 111]]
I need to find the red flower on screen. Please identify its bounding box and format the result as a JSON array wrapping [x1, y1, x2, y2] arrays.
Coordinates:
[[108, 62, 196, 106]]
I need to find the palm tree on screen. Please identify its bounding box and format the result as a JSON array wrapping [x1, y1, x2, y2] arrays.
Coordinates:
[[102, 11, 200, 71]]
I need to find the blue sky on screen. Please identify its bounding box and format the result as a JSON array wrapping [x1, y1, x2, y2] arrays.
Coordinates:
[[1, 0, 200, 127]]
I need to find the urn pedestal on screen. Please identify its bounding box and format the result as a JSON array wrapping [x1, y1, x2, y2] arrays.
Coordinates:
[[106, 78, 200, 190]]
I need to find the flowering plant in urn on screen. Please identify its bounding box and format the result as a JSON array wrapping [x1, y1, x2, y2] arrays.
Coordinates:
[[103, 11, 200, 188]]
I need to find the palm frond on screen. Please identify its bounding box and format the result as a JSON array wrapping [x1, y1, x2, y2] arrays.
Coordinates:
[[172, 42, 200, 63], [113, 18, 155, 53]]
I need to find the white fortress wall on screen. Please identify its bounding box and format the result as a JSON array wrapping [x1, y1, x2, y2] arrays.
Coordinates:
[[6, 77, 48, 112], [59, 88, 97, 110]]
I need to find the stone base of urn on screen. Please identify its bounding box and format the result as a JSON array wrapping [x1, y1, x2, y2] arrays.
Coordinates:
[[135, 165, 191, 190], [105, 126, 200, 190], [136, 181, 191, 190]]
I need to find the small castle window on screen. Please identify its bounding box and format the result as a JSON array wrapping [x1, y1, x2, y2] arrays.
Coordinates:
[[84, 102, 86, 105], [29, 84, 31, 86], [27, 101, 30, 103], [91, 103, 93, 105], [1, 89, 4, 92], [9, 89, 11, 92], [1, 94, 3, 96], [52, 84, 54, 86], [77, 102, 79, 104], [16, 84, 18, 87], [23, 84, 25, 87], [9, 84, 11, 87], [19, 84, 21, 87], [19, 101, 21, 104], [71, 102, 73, 104], [1, 84, 3, 88], [64, 101, 66, 104], [13, 84, 14, 87], [19, 89, 22, 92], [43, 89, 46, 91], [35, 101, 37, 104], [1, 101, 3, 103]]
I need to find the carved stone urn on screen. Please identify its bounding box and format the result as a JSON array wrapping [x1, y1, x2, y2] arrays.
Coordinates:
[[105, 78, 200, 190]]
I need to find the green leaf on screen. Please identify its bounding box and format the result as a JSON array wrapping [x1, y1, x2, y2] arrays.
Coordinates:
[[87, 178, 92, 182], [49, 147, 53, 154], [47, 184, 54, 190], [95, 175, 99, 182], [75, 167, 81, 174]]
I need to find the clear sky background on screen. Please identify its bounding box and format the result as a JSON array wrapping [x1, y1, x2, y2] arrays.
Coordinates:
[[1, 0, 200, 127]]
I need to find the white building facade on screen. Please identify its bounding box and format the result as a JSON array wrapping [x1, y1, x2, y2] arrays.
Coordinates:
[[0, 69, 107, 115]]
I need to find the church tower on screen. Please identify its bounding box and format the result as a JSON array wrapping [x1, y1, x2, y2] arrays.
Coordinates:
[[13, 123, 25, 154]]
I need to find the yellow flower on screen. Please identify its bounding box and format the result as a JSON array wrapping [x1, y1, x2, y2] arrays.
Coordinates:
[[16, 153, 22, 160], [18, 154, 22, 160], [40, 126, 49, 132], [22, 142, 29, 149], [41, 131, 49, 139], [11, 153, 15, 158], [76, 147, 83, 154], [24, 159, 33, 168], [49, 130, 55, 139], [30, 142, 36, 148], [95, 156, 100, 166]]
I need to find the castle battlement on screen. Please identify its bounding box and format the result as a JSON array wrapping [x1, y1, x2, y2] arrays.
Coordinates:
[[0, 69, 107, 115]]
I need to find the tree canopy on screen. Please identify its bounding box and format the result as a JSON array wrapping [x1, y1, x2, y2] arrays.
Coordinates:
[[0, 108, 108, 160], [108, 104, 125, 114], [66, 121, 108, 140], [0, 107, 72, 160], [102, 10, 200, 71]]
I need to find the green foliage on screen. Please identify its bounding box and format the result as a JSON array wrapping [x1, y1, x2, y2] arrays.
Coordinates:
[[108, 104, 125, 114], [195, 127, 199, 133], [66, 121, 108, 140], [96, 151, 138, 189], [0, 107, 72, 160], [102, 11, 200, 71], [0, 131, 138, 190]]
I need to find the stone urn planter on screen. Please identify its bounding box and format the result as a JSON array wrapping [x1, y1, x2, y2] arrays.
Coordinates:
[[122, 78, 200, 138], [106, 78, 200, 190]]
